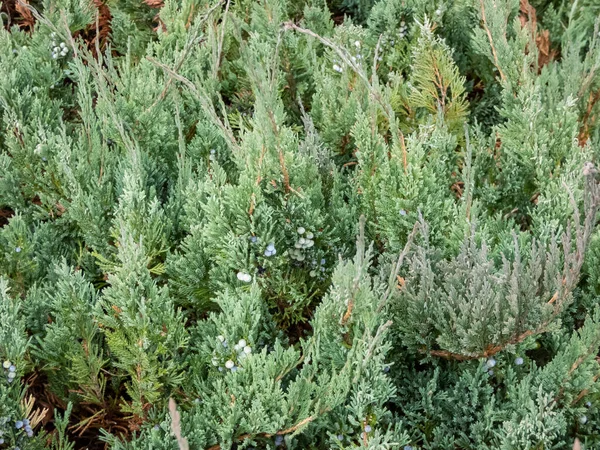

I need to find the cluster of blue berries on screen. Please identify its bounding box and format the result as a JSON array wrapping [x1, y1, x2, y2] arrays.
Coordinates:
[[264, 242, 277, 257], [359, 424, 373, 440], [290, 227, 314, 261], [49, 33, 69, 59], [0, 416, 34, 445], [248, 235, 277, 258], [485, 358, 496, 376], [331, 422, 354, 444], [332, 40, 364, 73], [15, 418, 33, 438], [209, 149, 216, 162], [398, 21, 408, 39], [3, 360, 16, 383], [274, 435, 284, 446], [211, 337, 252, 373], [485, 356, 526, 376], [236, 271, 252, 283], [578, 401, 593, 425], [309, 258, 327, 278], [379, 33, 399, 51], [349, 40, 364, 68]]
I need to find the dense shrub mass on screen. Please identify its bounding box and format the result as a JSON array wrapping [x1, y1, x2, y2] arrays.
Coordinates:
[[2, 0, 600, 448]]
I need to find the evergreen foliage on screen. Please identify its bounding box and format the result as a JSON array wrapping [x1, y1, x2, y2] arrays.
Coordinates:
[[1, 0, 600, 448]]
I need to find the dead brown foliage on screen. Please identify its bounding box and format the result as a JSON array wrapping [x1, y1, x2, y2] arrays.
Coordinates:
[[519, 0, 557, 70], [1, 0, 35, 31]]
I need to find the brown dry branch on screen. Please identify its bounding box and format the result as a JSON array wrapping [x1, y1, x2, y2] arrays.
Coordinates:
[[400, 132, 408, 175], [0, 207, 14, 227], [248, 193, 256, 216], [69, 408, 107, 437], [554, 348, 600, 405], [14, 0, 35, 29], [88, 0, 112, 54], [263, 105, 292, 194], [341, 216, 369, 326], [451, 181, 464, 198], [519, 0, 537, 32], [536, 30, 554, 68], [396, 275, 405, 289], [518, 0, 556, 70], [578, 89, 600, 146], [341, 297, 354, 325], [570, 370, 600, 406], [22, 395, 49, 429], [144, 0, 167, 32], [144, 0, 164, 7], [428, 325, 539, 361]]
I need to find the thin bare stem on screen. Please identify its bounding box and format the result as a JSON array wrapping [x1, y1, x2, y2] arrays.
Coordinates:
[[146, 56, 239, 151], [479, 0, 507, 82]]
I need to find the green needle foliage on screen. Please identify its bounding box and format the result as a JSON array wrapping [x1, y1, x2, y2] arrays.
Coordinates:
[[2, 0, 600, 448]]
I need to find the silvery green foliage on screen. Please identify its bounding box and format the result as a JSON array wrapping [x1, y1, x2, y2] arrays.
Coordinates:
[[2, 0, 600, 448], [395, 174, 600, 359], [174, 219, 408, 449]]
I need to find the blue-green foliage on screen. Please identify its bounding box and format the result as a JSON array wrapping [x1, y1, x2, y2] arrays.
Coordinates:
[[1, 0, 600, 448]]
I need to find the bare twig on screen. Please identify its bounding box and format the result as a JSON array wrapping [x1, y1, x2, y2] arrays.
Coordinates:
[[379, 221, 420, 313], [361, 320, 393, 372], [213, 0, 230, 78], [146, 56, 239, 151], [146, 0, 224, 114], [169, 398, 189, 450], [283, 21, 404, 149], [479, 0, 507, 82]]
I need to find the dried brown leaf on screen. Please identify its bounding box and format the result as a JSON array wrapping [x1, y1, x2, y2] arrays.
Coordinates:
[[14, 0, 35, 29], [144, 0, 164, 8], [519, 0, 556, 70]]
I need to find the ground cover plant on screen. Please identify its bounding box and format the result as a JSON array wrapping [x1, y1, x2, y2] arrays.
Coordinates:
[[2, 0, 600, 448]]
